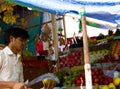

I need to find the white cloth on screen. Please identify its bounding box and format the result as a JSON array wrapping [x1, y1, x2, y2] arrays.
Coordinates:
[[43, 41, 49, 50], [0, 46, 24, 83]]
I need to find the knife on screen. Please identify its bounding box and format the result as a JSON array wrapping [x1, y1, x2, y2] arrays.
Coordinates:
[[26, 73, 60, 87]]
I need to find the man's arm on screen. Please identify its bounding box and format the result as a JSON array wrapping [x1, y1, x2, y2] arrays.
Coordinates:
[[0, 81, 27, 89]]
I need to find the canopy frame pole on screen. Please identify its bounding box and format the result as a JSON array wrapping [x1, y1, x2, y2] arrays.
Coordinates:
[[62, 16, 67, 45], [25, 17, 63, 30], [65, 13, 118, 29], [51, 14, 59, 71], [81, 8, 92, 89]]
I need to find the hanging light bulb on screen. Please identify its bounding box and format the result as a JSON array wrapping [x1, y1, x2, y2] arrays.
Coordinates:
[[27, 7, 32, 10]]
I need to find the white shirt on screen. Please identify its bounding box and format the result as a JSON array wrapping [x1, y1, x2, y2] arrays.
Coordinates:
[[0, 46, 24, 82]]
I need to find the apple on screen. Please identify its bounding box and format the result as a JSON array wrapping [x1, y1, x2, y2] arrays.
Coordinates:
[[76, 80, 81, 85], [104, 80, 109, 85]]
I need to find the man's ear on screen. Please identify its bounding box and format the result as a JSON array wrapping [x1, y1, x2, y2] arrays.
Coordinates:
[[10, 35, 15, 42]]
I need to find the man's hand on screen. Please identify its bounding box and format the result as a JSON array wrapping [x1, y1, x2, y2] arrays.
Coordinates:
[[13, 82, 27, 89], [45, 79, 56, 89]]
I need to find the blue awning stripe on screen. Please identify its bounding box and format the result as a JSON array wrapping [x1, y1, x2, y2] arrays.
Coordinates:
[[71, 1, 120, 6]]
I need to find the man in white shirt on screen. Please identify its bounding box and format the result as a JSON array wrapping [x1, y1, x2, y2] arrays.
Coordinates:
[[0, 46, 24, 82], [0, 27, 29, 89]]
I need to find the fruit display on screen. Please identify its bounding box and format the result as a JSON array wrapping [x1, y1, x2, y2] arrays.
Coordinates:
[[71, 68, 113, 86], [54, 64, 120, 88], [63, 66, 84, 87], [63, 68, 119, 88], [54, 37, 120, 89], [59, 49, 82, 68], [111, 40, 120, 57], [101, 77, 120, 89], [89, 49, 110, 63]]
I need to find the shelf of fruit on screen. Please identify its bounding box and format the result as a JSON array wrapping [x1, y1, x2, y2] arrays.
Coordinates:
[[59, 48, 83, 68], [53, 38, 120, 89], [54, 65, 120, 89]]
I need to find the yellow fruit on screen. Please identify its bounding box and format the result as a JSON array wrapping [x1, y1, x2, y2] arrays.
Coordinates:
[[42, 78, 56, 88], [102, 85, 109, 89], [108, 83, 116, 89], [113, 77, 120, 86], [93, 83, 99, 89]]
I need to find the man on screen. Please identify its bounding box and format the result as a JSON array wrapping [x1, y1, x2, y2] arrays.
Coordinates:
[[0, 27, 29, 89]]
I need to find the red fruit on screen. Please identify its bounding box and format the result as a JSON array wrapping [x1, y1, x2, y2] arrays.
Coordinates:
[[72, 79, 76, 84], [81, 71, 85, 77], [106, 76, 113, 83], [104, 80, 109, 85], [91, 71, 95, 76], [93, 78, 99, 83], [76, 80, 81, 84], [98, 76, 103, 80], [77, 59, 81, 64], [77, 74, 81, 77], [92, 75, 96, 78]]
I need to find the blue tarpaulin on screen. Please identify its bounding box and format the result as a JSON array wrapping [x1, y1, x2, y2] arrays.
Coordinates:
[[6, 0, 120, 27]]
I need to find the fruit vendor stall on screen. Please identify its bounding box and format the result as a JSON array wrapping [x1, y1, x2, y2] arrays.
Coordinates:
[[3, 0, 120, 89]]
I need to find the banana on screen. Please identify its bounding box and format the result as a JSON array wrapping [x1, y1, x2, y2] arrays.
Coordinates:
[[70, 65, 84, 73]]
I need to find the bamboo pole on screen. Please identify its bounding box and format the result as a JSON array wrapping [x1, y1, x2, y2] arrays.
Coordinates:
[[62, 16, 67, 45], [81, 8, 92, 89], [51, 14, 59, 71]]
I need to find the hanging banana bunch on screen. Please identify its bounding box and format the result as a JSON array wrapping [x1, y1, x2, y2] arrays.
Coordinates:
[[1, 2, 14, 12], [33, 11, 39, 17], [3, 11, 18, 24], [3, 11, 13, 24], [0, 27, 2, 32], [20, 18, 28, 26], [14, 14, 20, 18], [1, 3, 9, 11], [11, 15, 17, 24], [1, 2, 18, 24]]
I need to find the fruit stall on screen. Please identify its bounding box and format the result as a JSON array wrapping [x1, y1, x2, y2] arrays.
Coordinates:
[[53, 30, 120, 89], [19, 10, 120, 88], [1, 0, 120, 89]]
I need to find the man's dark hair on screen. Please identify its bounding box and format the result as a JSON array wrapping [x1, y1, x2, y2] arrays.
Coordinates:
[[4, 27, 29, 45]]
